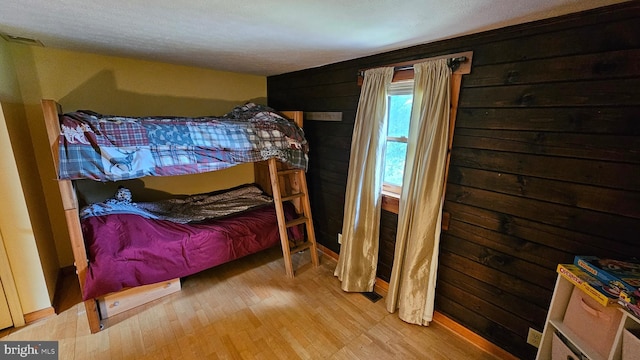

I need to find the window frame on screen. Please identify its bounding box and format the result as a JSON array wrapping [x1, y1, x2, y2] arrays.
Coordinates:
[[383, 80, 414, 197], [356, 51, 473, 215]]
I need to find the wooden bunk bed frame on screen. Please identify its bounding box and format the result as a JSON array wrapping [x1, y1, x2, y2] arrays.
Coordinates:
[[41, 99, 319, 333]]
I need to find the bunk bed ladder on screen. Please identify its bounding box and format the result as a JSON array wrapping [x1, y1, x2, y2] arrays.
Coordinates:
[[267, 157, 319, 278]]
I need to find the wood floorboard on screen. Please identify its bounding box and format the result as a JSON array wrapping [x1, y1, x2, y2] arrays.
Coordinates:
[[1, 247, 501, 359]]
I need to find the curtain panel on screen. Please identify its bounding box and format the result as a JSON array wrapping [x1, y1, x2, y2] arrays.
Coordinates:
[[334, 67, 394, 292], [385, 59, 451, 325]]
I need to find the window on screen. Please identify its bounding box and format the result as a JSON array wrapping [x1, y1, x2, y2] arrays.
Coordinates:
[[357, 51, 472, 214], [383, 80, 413, 196]]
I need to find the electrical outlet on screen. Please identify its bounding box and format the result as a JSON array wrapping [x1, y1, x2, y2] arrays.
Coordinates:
[[338, 233, 342, 244], [527, 328, 542, 348]]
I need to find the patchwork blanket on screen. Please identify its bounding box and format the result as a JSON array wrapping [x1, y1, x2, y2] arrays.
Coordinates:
[[58, 103, 308, 181]]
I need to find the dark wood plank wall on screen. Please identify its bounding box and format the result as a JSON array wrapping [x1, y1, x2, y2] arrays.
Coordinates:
[[267, 3, 640, 359]]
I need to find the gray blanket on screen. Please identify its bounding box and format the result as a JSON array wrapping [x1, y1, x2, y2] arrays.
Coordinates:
[[80, 185, 273, 224]]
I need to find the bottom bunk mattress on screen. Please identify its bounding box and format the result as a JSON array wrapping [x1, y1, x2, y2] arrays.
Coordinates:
[[81, 199, 301, 300]]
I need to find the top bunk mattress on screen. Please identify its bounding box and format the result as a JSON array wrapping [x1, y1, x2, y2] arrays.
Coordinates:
[[57, 103, 308, 181]]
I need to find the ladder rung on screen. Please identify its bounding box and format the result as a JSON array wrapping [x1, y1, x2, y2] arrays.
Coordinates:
[[282, 193, 304, 202], [286, 216, 308, 228], [290, 242, 311, 254], [277, 168, 303, 176]]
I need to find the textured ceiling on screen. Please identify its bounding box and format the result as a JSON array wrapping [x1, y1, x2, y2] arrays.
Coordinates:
[[0, 0, 628, 76]]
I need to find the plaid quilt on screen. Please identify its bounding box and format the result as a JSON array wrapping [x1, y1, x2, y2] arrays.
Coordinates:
[[58, 103, 308, 181]]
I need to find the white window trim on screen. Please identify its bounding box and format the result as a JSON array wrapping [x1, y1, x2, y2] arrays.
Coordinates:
[[383, 80, 414, 197], [387, 80, 414, 95]]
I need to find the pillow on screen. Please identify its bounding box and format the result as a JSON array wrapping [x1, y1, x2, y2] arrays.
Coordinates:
[[113, 186, 132, 203]]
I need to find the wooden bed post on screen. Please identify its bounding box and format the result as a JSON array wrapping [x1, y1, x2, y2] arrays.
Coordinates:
[[252, 111, 304, 206], [280, 111, 304, 212], [255, 110, 304, 211], [41, 100, 102, 333]]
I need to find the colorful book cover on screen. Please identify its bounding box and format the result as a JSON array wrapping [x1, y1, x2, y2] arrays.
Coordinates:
[[574, 256, 640, 317], [556, 264, 619, 307]]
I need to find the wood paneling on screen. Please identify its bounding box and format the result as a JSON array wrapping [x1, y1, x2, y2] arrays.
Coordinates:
[[267, 3, 640, 359], [456, 107, 640, 134], [378, 210, 398, 283], [465, 49, 640, 87]]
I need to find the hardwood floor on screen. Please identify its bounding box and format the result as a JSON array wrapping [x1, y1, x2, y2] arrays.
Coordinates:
[[1, 248, 501, 359]]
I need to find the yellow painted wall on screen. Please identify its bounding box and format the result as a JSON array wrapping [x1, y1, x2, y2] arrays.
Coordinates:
[[8, 44, 267, 269], [0, 38, 52, 314]]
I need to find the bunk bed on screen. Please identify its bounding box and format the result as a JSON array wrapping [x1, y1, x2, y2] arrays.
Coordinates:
[[41, 100, 318, 333]]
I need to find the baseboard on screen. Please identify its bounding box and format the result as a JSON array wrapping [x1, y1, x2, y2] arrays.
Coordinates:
[[318, 244, 338, 262], [432, 312, 519, 360], [317, 244, 516, 360], [23, 307, 55, 324]]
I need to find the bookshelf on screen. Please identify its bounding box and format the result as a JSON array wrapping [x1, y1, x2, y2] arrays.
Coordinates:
[[536, 266, 640, 360]]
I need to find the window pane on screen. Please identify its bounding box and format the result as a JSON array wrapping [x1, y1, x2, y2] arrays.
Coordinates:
[[387, 94, 412, 138], [384, 141, 407, 186]]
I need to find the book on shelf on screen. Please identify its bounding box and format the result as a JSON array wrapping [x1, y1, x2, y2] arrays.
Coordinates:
[[556, 263, 619, 307]]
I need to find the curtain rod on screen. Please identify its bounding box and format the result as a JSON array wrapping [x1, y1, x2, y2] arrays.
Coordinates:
[[358, 56, 468, 79]]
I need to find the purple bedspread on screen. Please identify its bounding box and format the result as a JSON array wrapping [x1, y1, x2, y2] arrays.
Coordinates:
[[81, 202, 301, 300]]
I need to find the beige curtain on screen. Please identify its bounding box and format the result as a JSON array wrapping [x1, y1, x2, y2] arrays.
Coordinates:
[[385, 59, 451, 325], [334, 67, 394, 292]]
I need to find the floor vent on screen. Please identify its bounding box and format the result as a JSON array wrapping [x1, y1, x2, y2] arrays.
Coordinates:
[[362, 291, 382, 303]]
